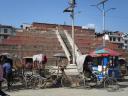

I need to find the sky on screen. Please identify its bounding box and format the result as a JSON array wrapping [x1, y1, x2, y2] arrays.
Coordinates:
[[0, 0, 128, 33]]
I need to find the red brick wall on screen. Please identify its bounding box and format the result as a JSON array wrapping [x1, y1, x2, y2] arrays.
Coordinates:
[[31, 22, 82, 31]]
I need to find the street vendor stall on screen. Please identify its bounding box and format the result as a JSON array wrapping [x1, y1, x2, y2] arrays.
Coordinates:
[[89, 47, 121, 80]]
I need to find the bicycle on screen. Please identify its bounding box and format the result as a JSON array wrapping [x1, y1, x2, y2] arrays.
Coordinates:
[[22, 72, 33, 88], [103, 74, 119, 91], [81, 70, 119, 91]]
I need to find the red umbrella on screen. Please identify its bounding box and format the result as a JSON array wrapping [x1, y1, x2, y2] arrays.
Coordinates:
[[89, 48, 121, 57], [103, 48, 121, 56]]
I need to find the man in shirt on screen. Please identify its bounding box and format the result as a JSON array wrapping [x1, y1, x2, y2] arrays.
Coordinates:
[[0, 55, 10, 96], [3, 58, 12, 91]]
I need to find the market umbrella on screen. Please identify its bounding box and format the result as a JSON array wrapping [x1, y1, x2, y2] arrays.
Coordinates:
[[89, 48, 121, 57], [103, 48, 121, 56], [89, 48, 109, 57]]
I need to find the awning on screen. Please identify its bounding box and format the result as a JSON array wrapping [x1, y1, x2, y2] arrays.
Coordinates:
[[89, 48, 121, 57]]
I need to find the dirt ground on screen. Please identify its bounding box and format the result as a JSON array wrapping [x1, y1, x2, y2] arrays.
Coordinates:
[[4, 77, 128, 96]]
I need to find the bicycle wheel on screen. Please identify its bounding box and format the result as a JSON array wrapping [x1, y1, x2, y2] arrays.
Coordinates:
[[78, 74, 89, 87], [38, 77, 46, 88], [79, 77, 85, 87], [61, 76, 71, 87], [30, 76, 39, 89], [22, 76, 28, 88], [22, 75, 32, 88], [104, 77, 119, 91]]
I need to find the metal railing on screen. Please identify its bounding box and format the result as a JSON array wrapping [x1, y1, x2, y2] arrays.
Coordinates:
[[55, 30, 71, 62], [64, 30, 82, 58]]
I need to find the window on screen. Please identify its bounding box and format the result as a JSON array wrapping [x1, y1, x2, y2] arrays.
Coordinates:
[[118, 44, 123, 48], [4, 29, 8, 33], [125, 40, 127, 44], [4, 35, 7, 39], [118, 37, 120, 42], [110, 37, 112, 41], [113, 37, 116, 41]]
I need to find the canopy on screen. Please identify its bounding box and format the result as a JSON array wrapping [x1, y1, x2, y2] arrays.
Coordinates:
[[0, 53, 12, 58], [33, 54, 46, 63], [76, 54, 91, 73], [89, 48, 121, 57], [53, 53, 66, 58]]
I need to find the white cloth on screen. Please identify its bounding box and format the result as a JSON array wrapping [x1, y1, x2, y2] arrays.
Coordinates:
[[76, 54, 88, 73], [33, 54, 45, 63]]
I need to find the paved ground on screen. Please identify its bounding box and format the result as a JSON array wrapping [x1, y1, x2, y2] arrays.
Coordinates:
[[5, 86, 128, 96], [4, 78, 128, 96], [1, 76, 128, 96]]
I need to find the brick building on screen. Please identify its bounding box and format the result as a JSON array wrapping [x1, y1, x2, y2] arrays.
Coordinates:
[[0, 22, 128, 65], [0, 24, 16, 41], [29, 22, 82, 31]]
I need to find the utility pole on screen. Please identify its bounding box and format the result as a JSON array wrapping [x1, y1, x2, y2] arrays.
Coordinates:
[[64, 0, 76, 64], [91, 0, 115, 47]]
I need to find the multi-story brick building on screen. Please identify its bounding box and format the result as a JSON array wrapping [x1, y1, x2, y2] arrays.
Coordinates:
[[0, 24, 16, 41], [122, 33, 128, 50], [107, 31, 128, 50], [107, 31, 124, 49], [96, 31, 128, 51]]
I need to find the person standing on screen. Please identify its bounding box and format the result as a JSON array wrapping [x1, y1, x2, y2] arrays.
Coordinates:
[[0, 55, 10, 96], [3, 58, 13, 91]]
